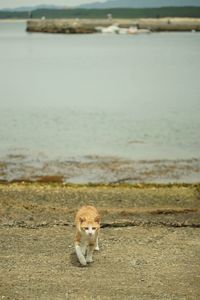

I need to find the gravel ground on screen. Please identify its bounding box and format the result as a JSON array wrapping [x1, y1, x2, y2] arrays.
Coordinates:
[[0, 183, 200, 299]]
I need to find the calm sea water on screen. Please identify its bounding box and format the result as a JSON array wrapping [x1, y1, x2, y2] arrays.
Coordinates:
[[0, 21, 200, 163]]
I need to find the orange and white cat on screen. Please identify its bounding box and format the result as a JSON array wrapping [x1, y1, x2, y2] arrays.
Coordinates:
[[74, 205, 101, 266]]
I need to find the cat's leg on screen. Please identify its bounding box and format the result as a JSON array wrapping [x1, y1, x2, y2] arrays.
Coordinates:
[[75, 241, 87, 266], [94, 237, 99, 251], [86, 244, 95, 263], [80, 243, 87, 256]]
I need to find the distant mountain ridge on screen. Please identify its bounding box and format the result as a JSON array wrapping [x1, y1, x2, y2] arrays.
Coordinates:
[[1, 0, 200, 12], [1, 6, 200, 19], [0, 5, 65, 12], [79, 0, 200, 9]]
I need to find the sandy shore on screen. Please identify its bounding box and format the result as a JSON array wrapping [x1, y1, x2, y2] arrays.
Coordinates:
[[0, 183, 200, 299]]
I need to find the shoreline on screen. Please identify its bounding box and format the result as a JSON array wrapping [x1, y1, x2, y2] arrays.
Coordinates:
[[1, 155, 200, 184]]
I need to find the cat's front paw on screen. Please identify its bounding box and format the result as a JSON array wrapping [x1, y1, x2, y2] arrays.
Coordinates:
[[86, 256, 93, 263], [79, 256, 87, 266], [94, 246, 99, 251]]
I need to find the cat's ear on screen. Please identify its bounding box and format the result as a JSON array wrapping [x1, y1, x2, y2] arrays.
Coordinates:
[[79, 217, 86, 223], [95, 215, 101, 224]]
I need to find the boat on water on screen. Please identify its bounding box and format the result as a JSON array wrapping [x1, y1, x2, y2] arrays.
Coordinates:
[[95, 24, 150, 35]]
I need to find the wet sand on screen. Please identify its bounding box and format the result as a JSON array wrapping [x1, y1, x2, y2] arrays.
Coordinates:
[[0, 155, 200, 184], [0, 183, 200, 299]]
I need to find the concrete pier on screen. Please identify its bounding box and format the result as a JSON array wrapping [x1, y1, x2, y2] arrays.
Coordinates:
[[138, 18, 200, 31], [26, 18, 200, 33]]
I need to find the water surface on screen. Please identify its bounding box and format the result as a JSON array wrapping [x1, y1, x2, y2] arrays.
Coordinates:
[[0, 22, 200, 182]]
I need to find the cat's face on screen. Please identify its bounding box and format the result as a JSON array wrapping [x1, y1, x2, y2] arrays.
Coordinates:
[[81, 224, 99, 237], [80, 217, 100, 237]]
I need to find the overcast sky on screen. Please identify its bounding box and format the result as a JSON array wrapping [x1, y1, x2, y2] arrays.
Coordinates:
[[0, 0, 105, 9]]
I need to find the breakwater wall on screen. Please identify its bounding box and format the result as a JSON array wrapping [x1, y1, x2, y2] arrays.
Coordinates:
[[138, 18, 200, 31], [26, 18, 135, 33], [26, 18, 200, 33]]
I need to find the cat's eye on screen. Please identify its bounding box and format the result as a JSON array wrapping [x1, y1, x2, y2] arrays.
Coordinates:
[[84, 227, 89, 230], [92, 227, 96, 230]]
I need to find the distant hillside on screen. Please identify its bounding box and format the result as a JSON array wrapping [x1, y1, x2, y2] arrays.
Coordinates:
[[0, 5, 64, 12], [1, 1, 200, 12], [79, 0, 200, 9], [1, 7, 200, 20]]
